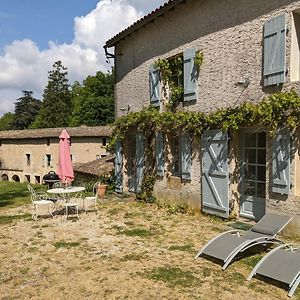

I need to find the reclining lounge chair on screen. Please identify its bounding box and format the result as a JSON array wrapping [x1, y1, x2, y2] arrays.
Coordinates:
[[195, 213, 292, 270], [247, 244, 300, 297]]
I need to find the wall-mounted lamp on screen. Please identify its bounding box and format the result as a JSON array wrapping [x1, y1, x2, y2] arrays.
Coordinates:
[[235, 75, 250, 88], [120, 105, 130, 114]]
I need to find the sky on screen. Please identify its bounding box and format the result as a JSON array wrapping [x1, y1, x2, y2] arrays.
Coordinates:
[[0, 0, 167, 116]]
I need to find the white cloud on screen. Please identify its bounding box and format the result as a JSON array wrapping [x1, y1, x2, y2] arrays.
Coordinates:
[[0, 0, 167, 116]]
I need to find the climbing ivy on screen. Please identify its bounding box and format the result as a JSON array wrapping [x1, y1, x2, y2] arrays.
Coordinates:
[[112, 91, 300, 143], [110, 90, 300, 202], [154, 52, 203, 110]]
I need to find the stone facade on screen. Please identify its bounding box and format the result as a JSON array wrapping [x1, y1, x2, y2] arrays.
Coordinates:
[[106, 0, 300, 233], [0, 126, 111, 184]]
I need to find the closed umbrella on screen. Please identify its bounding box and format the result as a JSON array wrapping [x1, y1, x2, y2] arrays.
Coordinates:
[[57, 129, 74, 186]]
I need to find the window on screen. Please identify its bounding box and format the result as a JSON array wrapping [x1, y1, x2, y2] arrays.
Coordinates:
[[25, 175, 30, 183], [102, 137, 107, 147], [46, 138, 50, 146], [171, 135, 181, 176], [170, 133, 191, 180], [150, 48, 197, 107], [26, 154, 31, 166], [46, 154, 51, 166], [35, 176, 40, 184], [243, 132, 266, 198], [168, 55, 184, 104]]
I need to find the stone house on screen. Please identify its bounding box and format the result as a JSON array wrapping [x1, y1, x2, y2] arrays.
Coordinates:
[[105, 0, 300, 232], [0, 126, 111, 184]]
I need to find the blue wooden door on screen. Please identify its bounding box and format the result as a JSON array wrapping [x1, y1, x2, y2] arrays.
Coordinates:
[[201, 130, 229, 218]]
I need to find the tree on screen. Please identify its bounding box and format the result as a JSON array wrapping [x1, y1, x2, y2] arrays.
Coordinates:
[[0, 112, 14, 130], [32, 61, 72, 128], [11, 90, 41, 130], [69, 70, 114, 126]]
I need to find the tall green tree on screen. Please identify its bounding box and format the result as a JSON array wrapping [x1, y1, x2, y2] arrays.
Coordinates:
[[0, 112, 14, 130], [32, 61, 72, 128], [11, 90, 41, 130], [69, 70, 114, 126]]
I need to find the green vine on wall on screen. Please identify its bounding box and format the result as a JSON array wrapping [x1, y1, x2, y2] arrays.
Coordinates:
[[112, 91, 300, 144], [110, 91, 300, 202], [154, 51, 203, 110]]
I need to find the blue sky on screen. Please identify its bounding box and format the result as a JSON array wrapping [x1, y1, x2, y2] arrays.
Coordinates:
[[0, 0, 100, 52], [0, 0, 166, 116]]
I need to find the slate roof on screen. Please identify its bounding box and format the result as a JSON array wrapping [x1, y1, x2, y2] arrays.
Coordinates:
[[0, 126, 112, 140], [73, 154, 114, 176], [105, 0, 185, 47]]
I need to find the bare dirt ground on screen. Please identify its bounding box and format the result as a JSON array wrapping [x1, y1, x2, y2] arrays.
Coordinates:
[[0, 195, 298, 300]]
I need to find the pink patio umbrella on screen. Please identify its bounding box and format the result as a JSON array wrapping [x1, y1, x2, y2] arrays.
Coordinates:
[[57, 129, 74, 186]]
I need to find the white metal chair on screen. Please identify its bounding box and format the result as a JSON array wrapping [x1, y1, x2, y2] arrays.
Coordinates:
[[83, 182, 100, 213], [27, 185, 54, 220], [64, 202, 79, 220]]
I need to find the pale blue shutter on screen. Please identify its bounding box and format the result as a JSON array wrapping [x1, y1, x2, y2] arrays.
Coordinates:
[[183, 48, 197, 102], [115, 140, 123, 193], [181, 133, 191, 180], [149, 64, 160, 106], [136, 133, 144, 193], [156, 132, 164, 176], [272, 128, 290, 195], [263, 14, 286, 86]]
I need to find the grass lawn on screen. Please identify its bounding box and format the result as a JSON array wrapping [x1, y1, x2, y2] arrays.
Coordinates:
[[0, 181, 37, 208], [0, 182, 299, 299]]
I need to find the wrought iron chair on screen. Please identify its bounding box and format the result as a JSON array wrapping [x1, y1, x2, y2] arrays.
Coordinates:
[[27, 185, 54, 220], [83, 182, 100, 213]]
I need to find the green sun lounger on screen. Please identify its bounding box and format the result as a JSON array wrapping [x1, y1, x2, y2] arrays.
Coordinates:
[[195, 213, 292, 270]]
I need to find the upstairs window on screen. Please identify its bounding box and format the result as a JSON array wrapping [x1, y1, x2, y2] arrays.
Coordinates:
[[150, 48, 198, 108], [46, 139, 50, 146]]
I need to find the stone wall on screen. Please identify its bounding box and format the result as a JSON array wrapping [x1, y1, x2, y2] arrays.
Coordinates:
[[0, 136, 108, 184], [113, 0, 300, 232]]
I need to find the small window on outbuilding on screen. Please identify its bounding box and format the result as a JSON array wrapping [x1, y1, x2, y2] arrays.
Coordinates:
[[102, 137, 107, 147], [35, 176, 40, 184], [46, 154, 51, 167], [26, 154, 31, 166], [46, 138, 50, 146], [25, 175, 30, 183]]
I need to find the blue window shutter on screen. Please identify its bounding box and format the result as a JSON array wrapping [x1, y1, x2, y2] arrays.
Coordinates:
[[181, 133, 191, 180], [136, 133, 145, 193], [183, 48, 197, 102], [156, 132, 164, 176], [263, 14, 286, 86], [149, 64, 160, 106], [272, 128, 290, 195], [115, 140, 123, 193]]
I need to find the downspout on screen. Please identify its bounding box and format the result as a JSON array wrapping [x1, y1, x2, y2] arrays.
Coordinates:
[[103, 45, 117, 121]]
